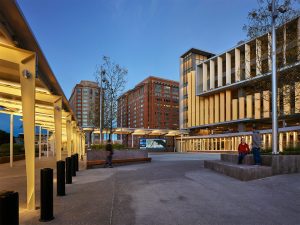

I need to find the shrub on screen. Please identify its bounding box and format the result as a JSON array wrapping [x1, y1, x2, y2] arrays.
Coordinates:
[[91, 144, 105, 150], [113, 143, 125, 149], [91, 143, 125, 150], [261, 145, 300, 155], [0, 130, 10, 145], [0, 143, 24, 156], [281, 145, 300, 155], [261, 148, 272, 155]]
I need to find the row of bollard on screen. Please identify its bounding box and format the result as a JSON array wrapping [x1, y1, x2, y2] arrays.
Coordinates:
[[0, 153, 80, 225]]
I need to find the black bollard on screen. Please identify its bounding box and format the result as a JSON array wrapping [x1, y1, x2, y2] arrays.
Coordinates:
[[0, 191, 19, 225], [75, 153, 79, 171], [71, 155, 76, 177], [40, 168, 54, 222], [57, 161, 65, 196], [65, 157, 72, 184]]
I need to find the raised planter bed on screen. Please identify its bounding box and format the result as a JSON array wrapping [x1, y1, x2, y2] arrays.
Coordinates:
[[87, 149, 151, 169], [205, 153, 300, 181], [222, 153, 300, 174]]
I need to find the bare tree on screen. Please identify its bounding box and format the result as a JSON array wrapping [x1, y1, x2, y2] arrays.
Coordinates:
[[241, 0, 300, 119], [95, 56, 127, 140], [243, 0, 300, 39], [86, 101, 100, 145]]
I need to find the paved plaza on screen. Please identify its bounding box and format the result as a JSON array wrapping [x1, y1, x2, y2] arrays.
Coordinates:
[[0, 153, 300, 225]]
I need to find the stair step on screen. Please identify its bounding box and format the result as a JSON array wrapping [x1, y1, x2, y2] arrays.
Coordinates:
[[204, 160, 273, 181]]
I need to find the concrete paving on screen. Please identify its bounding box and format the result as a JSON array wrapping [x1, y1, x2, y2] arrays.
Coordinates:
[[0, 153, 300, 225]]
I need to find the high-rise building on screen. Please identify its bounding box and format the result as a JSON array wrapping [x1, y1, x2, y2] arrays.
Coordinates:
[[69, 80, 101, 128], [178, 17, 300, 152], [117, 76, 179, 148]]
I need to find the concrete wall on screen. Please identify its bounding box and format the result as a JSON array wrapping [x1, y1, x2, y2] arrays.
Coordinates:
[[271, 155, 300, 175]]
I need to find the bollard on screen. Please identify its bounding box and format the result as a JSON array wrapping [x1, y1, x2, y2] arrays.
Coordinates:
[[75, 153, 79, 171], [57, 161, 65, 196], [40, 168, 54, 222], [71, 155, 76, 177], [0, 191, 19, 225], [65, 157, 72, 184]]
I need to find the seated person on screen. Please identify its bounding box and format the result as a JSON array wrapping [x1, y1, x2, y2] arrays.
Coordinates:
[[238, 137, 250, 164]]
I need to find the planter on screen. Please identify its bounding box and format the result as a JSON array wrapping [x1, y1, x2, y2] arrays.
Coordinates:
[[220, 153, 300, 175], [87, 149, 151, 169]]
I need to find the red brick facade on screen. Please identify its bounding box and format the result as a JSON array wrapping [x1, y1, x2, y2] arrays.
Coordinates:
[[117, 76, 179, 149]]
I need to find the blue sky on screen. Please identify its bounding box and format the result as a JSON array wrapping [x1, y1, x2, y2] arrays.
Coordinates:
[[15, 0, 259, 96], [0, 0, 276, 133]]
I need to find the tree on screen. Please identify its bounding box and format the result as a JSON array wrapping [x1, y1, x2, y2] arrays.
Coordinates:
[[86, 101, 100, 146], [95, 56, 127, 141], [242, 0, 300, 121], [0, 130, 10, 145], [243, 0, 300, 39]]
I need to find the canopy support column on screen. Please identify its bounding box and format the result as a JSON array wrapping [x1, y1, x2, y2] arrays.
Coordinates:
[[66, 115, 72, 157], [180, 134, 183, 152], [54, 98, 62, 161], [131, 134, 134, 148], [10, 114, 14, 167], [20, 54, 36, 210], [38, 126, 42, 159], [82, 133, 85, 156], [46, 130, 49, 157], [73, 126, 76, 154], [77, 131, 81, 158]]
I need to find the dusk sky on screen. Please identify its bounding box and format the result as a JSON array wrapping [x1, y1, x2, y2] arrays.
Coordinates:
[[16, 0, 258, 98], [0, 0, 290, 133]]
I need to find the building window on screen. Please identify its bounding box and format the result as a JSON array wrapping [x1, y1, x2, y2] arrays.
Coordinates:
[[155, 84, 162, 93], [172, 87, 179, 94], [164, 86, 171, 93]]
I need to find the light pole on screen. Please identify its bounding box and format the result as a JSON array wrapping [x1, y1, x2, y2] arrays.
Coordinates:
[[270, 0, 287, 154], [101, 78, 112, 140], [120, 98, 123, 144], [99, 69, 105, 144]]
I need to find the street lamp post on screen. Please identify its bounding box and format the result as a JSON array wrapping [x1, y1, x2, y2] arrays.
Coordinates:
[[120, 98, 123, 144], [108, 78, 113, 141], [270, 0, 287, 155], [99, 69, 105, 144]]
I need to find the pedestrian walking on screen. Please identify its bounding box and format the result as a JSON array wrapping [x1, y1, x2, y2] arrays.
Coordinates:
[[238, 137, 250, 164], [252, 125, 262, 165], [104, 139, 114, 168]]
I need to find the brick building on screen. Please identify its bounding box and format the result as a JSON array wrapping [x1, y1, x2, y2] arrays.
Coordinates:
[[69, 80, 101, 128], [117, 76, 179, 149]]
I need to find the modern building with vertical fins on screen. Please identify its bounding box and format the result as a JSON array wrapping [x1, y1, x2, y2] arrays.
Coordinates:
[[178, 17, 300, 152]]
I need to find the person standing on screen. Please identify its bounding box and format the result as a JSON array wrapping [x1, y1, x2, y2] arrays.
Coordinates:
[[104, 139, 114, 168], [238, 137, 250, 164], [252, 126, 262, 165]]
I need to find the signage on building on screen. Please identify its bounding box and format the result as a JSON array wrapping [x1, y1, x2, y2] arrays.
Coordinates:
[[139, 138, 166, 150]]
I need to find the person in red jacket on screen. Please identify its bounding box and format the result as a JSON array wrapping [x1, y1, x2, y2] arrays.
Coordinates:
[[238, 137, 250, 164]]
